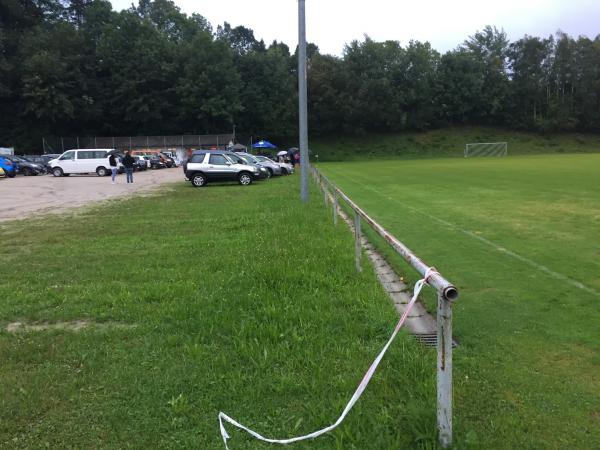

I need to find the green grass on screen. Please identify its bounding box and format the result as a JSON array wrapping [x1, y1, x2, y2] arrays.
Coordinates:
[[311, 126, 600, 161], [3, 150, 599, 449], [318, 153, 600, 449], [0, 177, 443, 449]]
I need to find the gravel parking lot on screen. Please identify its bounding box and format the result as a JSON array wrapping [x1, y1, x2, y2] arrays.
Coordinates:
[[0, 168, 184, 222]]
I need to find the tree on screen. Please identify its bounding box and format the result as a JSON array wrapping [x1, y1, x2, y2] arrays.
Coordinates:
[[308, 53, 351, 134], [461, 26, 510, 122], [94, 10, 179, 134], [507, 35, 554, 128], [399, 40, 440, 129], [571, 36, 600, 129], [342, 37, 406, 131], [175, 32, 241, 133], [216, 22, 259, 56], [435, 50, 485, 124], [234, 41, 297, 138]]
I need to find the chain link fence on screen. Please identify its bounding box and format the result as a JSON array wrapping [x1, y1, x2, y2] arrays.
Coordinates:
[[42, 134, 235, 154]]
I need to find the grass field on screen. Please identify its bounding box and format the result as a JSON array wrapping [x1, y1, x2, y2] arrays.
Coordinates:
[[1, 151, 598, 449], [319, 153, 600, 448], [1, 176, 442, 449]]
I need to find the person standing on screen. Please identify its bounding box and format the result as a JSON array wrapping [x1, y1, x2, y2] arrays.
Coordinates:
[[109, 153, 118, 184], [123, 151, 135, 184]]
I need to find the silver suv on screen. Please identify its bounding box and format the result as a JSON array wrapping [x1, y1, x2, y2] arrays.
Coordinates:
[[183, 151, 260, 187]]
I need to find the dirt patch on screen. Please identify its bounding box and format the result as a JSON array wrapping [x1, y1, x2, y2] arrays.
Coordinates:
[[6, 320, 137, 333], [0, 168, 184, 222]]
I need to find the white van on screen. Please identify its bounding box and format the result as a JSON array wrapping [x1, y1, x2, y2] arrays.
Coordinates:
[[49, 149, 121, 177]]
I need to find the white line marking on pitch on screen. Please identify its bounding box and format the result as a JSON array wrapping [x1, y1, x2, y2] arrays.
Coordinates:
[[326, 168, 599, 297]]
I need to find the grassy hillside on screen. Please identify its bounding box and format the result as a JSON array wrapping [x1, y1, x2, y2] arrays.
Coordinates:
[[310, 126, 600, 161]]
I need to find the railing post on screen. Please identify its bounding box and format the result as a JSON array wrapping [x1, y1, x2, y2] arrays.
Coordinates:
[[333, 191, 338, 226], [354, 212, 362, 272], [323, 185, 328, 207], [437, 290, 453, 448]]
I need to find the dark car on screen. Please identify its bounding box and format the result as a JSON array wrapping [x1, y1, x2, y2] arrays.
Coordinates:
[[158, 153, 175, 168], [147, 155, 166, 169], [133, 156, 148, 171], [10, 155, 47, 175], [0, 155, 17, 178], [24, 154, 58, 172]]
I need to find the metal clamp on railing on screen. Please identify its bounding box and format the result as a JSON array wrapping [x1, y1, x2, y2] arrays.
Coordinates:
[[311, 165, 459, 448]]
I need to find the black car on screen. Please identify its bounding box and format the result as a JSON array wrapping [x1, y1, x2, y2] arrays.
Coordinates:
[[158, 153, 176, 168], [24, 154, 59, 172], [147, 155, 166, 169], [132, 156, 148, 171], [6, 155, 46, 176]]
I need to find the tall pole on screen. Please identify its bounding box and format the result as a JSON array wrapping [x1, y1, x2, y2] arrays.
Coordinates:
[[298, 0, 309, 202]]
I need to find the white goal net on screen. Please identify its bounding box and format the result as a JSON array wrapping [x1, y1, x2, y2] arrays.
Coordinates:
[[464, 142, 507, 157]]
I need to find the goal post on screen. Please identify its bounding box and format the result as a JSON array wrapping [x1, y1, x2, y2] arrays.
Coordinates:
[[464, 142, 507, 157]]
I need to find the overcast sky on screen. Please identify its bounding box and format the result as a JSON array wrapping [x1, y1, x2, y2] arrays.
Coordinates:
[[110, 0, 600, 55]]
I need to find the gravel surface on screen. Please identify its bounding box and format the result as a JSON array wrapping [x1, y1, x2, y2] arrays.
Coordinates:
[[0, 168, 185, 222]]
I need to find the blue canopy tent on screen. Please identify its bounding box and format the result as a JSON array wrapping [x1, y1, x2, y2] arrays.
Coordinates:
[[252, 140, 277, 149]]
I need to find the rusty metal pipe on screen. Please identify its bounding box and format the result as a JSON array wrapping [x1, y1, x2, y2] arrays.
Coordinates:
[[318, 171, 458, 302]]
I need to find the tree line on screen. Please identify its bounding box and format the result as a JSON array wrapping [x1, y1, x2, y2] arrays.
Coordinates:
[[1, 0, 599, 151]]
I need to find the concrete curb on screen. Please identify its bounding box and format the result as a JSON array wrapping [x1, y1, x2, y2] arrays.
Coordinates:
[[333, 202, 438, 339]]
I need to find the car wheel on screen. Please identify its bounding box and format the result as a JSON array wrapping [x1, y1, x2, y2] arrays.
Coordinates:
[[23, 167, 33, 176], [52, 167, 64, 177], [96, 166, 108, 177], [267, 168, 273, 177], [191, 173, 207, 187], [238, 172, 252, 186], [7, 172, 16, 178]]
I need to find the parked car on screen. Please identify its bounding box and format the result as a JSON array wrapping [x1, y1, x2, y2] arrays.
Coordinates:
[[161, 151, 181, 166], [264, 156, 294, 175], [253, 155, 284, 176], [183, 150, 260, 187], [7, 155, 46, 176], [49, 149, 122, 177], [133, 156, 148, 171], [146, 155, 166, 169], [158, 152, 176, 168], [136, 155, 150, 169], [131, 150, 175, 167], [233, 152, 270, 179], [0, 155, 17, 178], [24, 154, 59, 172]]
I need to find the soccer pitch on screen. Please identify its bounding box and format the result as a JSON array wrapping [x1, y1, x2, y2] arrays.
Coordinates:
[[319, 153, 600, 448]]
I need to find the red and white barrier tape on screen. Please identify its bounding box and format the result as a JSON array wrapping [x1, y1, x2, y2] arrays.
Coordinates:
[[218, 267, 439, 449]]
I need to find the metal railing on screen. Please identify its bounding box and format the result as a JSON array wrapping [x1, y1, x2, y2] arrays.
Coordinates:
[[311, 165, 459, 448]]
